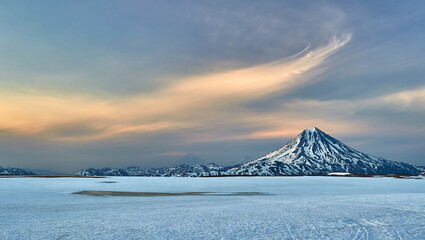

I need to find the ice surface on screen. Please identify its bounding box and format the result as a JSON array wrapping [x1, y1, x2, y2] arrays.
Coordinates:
[[1, 176, 425, 239], [327, 172, 352, 176]]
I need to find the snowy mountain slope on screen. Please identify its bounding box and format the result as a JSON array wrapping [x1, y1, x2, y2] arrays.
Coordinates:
[[224, 127, 422, 175], [0, 166, 35, 175], [76, 163, 224, 177]]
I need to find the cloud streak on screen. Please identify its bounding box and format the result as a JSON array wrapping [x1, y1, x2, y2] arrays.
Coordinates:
[[0, 33, 352, 141]]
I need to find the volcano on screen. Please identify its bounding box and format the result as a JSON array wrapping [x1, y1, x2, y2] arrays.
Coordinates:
[[224, 127, 422, 176]]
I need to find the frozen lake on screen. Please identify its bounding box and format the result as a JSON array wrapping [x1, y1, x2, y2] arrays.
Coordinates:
[[1, 176, 424, 239]]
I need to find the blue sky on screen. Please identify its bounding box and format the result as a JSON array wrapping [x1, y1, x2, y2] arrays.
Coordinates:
[[0, 1, 424, 173]]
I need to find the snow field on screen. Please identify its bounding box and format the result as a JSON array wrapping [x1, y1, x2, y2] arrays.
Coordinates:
[[1, 176, 424, 239]]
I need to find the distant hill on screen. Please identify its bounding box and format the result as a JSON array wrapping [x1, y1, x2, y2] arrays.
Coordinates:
[[75, 127, 424, 176], [21, 168, 69, 176], [0, 166, 34, 175], [173, 153, 206, 166], [76, 163, 224, 177]]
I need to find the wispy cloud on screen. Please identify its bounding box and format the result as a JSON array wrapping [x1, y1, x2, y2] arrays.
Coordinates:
[[0, 33, 352, 141], [381, 88, 425, 110]]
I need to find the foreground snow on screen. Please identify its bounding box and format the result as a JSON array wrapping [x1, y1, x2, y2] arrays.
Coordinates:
[[1, 177, 424, 239]]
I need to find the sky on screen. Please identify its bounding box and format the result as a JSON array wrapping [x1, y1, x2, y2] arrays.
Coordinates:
[[0, 0, 425, 173]]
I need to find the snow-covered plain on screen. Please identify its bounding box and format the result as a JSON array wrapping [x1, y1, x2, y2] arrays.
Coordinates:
[[1, 176, 424, 239]]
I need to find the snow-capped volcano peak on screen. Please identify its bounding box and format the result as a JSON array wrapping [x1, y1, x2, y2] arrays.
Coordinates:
[[225, 127, 422, 175], [260, 127, 346, 165], [299, 126, 331, 141], [305, 126, 319, 132]]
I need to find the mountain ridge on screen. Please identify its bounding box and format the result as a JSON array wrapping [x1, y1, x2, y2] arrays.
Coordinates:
[[0, 166, 35, 175], [76, 163, 224, 177], [75, 127, 424, 176]]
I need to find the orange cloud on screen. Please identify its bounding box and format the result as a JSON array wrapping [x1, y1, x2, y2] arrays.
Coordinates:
[[0, 33, 352, 141]]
